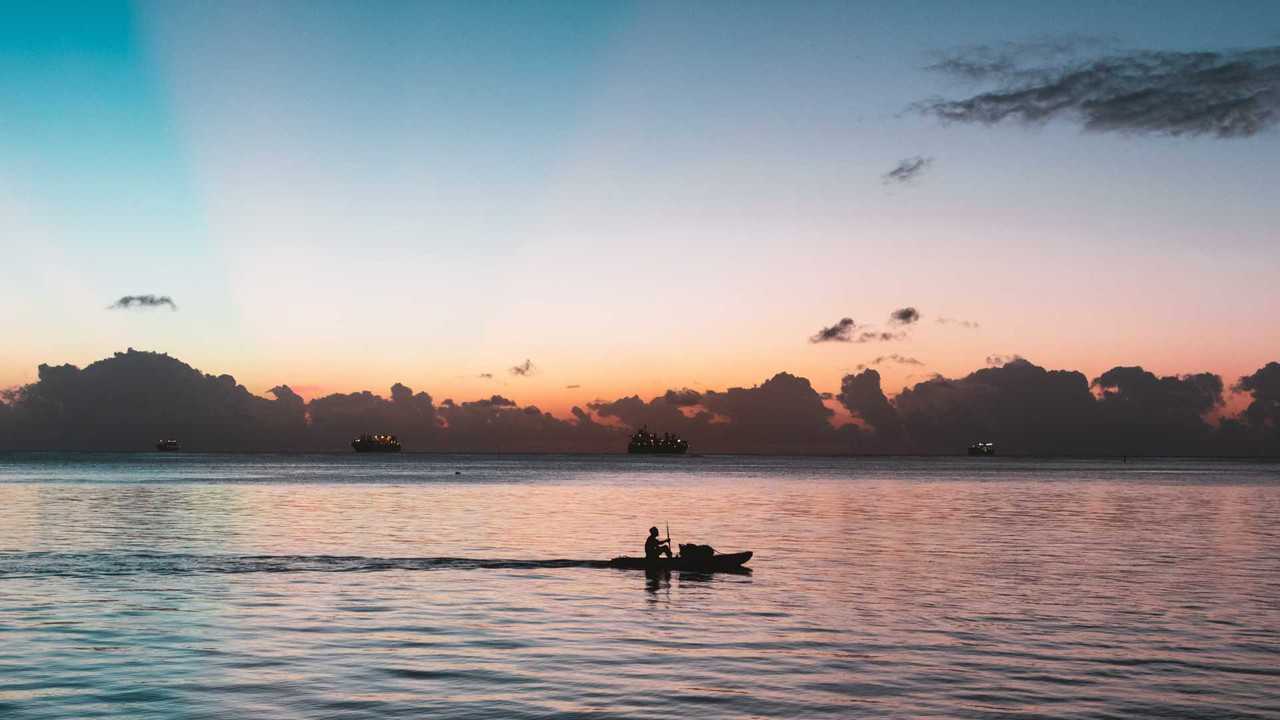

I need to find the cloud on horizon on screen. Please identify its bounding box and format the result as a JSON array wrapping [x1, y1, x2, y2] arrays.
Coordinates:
[[108, 295, 177, 311], [986, 354, 1023, 367], [918, 43, 1280, 138], [2, 349, 1277, 455]]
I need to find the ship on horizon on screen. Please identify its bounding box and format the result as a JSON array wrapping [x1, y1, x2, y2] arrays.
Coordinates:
[[155, 439, 180, 452], [627, 426, 689, 455], [352, 434, 402, 452], [967, 442, 995, 456]]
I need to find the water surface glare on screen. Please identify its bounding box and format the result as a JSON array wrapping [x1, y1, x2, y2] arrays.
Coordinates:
[[2, 454, 1278, 718]]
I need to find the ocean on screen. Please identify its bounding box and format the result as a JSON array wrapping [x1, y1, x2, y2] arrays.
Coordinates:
[[1, 454, 1278, 718]]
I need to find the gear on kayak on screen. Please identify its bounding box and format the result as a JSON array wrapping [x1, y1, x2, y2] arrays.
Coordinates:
[[612, 527, 752, 572]]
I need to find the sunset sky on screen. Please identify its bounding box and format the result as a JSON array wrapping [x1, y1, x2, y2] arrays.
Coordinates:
[[3, 1, 1278, 415]]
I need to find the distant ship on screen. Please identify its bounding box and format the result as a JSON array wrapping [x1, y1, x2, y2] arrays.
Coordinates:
[[628, 426, 689, 454], [967, 442, 995, 456], [352, 434, 402, 452], [155, 439, 181, 452]]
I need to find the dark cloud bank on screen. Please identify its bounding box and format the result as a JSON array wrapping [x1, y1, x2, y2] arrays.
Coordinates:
[[1, 349, 1278, 455], [918, 43, 1280, 138]]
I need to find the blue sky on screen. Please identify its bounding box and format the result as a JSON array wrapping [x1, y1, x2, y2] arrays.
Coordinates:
[[2, 1, 1278, 409]]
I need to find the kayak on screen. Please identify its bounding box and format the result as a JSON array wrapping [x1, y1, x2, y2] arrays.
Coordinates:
[[607, 551, 753, 572]]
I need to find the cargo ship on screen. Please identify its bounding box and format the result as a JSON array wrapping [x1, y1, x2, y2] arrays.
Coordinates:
[[967, 442, 995, 456], [352, 433, 402, 452], [155, 439, 181, 452], [627, 426, 689, 454]]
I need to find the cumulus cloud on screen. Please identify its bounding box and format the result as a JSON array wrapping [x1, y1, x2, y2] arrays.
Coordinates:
[[883, 156, 933, 183], [856, 354, 924, 371], [810, 317, 856, 343], [509, 359, 536, 377], [889, 307, 921, 325], [108, 295, 177, 311], [918, 43, 1280, 138], [985, 354, 1024, 367], [838, 369, 904, 444], [938, 316, 980, 329], [3, 349, 1277, 456], [590, 373, 856, 454], [662, 388, 702, 406], [1234, 362, 1280, 429]]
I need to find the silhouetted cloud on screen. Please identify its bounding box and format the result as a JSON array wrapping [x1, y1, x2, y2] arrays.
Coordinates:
[[810, 317, 856, 343], [838, 369, 904, 445], [1235, 362, 1280, 429], [590, 373, 856, 454], [2, 349, 1276, 456], [662, 388, 702, 406], [856, 354, 924, 371], [986, 354, 1023, 367], [919, 44, 1280, 138], [883, 156, 933, 184], [889, 307, 921, 325], [1090, 367, 1224, 454], [855, 330, 905, 343], [924, 35, 1114, 81], [938, 316, 980, 329], [108, 295, 176, 311], [509, 359, 536, 377]]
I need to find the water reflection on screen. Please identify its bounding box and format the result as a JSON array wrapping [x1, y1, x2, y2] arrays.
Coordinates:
[[0, 455, 1278, 719]]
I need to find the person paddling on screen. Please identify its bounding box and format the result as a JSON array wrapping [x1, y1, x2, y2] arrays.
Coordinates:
[[645, 526, 672, 561]]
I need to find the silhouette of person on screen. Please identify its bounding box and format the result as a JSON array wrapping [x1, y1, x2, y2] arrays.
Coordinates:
[[645, 526, 672, 560]]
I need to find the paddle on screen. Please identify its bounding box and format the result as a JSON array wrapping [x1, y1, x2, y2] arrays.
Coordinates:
[[666, 522, 672, 555]]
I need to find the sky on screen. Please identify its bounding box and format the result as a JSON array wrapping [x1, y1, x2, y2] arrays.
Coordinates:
[[2, 0, 1278, 416]]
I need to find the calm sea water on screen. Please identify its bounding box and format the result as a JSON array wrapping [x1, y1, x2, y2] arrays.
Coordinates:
[[1, 454, 1278, 719]]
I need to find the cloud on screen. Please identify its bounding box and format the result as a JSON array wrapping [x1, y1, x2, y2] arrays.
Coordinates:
[[889, 307, 921, 325], [985, 354, 1023, 367], [810, 317, 856, 343], [882, 156, 933, 184], [590, 373, 855, 454], [661, 388, 702, 406], [478, 373, 494, 379], [3, 349, 1276, 456], [918, 44, 1280, 138], [565, 384, 581, 389], [856, 354, 924, 371], [108, 295, 177, 311], [1234, 362, 1280, 430], [854, 330, 905, 343], [923, 35, 1114, 82], [838, 369, 904, 444], [463, 395, 516, 408], [937, 316, 980, 329], [509, 359, 536, 377]]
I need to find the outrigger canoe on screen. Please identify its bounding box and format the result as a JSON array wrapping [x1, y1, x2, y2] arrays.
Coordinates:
[[607, 551, 753, 572]]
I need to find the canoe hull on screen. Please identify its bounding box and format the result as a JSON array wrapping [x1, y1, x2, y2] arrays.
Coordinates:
[[607, 551, 752, 572]]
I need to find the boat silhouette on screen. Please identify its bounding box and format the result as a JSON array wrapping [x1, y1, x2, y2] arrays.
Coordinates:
[[352, 434, 401, 452], [627, 426, 688, 454]]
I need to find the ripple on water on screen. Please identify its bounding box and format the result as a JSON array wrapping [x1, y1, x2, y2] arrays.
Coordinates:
[[1, 456, 1279, 718]]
